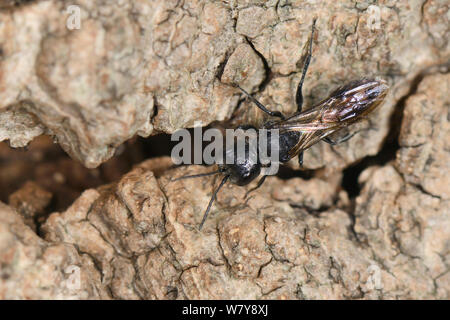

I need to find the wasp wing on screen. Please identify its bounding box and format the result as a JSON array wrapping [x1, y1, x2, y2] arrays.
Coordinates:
[[268, 98, 345, 160], [268, 79, 389, 160]]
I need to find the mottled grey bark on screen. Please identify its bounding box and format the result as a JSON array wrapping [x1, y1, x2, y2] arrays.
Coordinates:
[[0, 0, 449, 299]]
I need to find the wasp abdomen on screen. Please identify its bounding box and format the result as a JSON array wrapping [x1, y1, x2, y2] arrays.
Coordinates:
[[322, 79, 389, 124]]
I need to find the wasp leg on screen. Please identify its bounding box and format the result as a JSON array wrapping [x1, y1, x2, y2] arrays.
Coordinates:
[[244, 175, 267, 199], [237, 85, 285, 120], [323, 132, 356, 145], [298, 151, 304, 167], [295, 18, 316, 113]]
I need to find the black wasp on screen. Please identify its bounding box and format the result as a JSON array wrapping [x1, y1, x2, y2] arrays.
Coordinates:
[[175, 19, 389, 229]]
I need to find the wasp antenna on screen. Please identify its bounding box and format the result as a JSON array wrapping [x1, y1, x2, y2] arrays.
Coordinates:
[[172, 170, 221, 182], [199, 175, 229, 230]]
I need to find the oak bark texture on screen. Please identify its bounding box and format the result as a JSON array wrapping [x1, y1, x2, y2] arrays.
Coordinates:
[[0, 0, 449, 299]]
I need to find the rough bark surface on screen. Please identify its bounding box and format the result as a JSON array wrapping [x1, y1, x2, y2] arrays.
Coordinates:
[[0, 0, 448, 168], [0, 0, 449, 299]]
